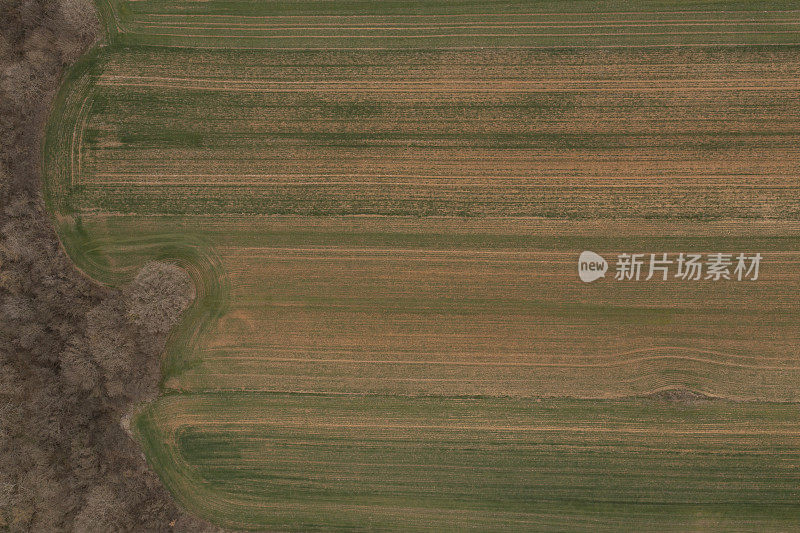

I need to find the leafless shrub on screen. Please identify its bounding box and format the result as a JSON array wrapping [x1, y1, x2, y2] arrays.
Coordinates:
[[125, 261, 195, 337]]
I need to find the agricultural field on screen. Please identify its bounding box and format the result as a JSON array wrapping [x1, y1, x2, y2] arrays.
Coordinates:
[[44, 0, 800, 529], [137, 394, 800, 530]]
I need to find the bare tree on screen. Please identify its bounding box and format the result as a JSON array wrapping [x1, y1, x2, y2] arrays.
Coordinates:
[[125, 262, 195, 337]]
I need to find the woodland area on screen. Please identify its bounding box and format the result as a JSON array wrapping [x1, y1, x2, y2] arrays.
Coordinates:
[[0, 0, 214, 529]]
